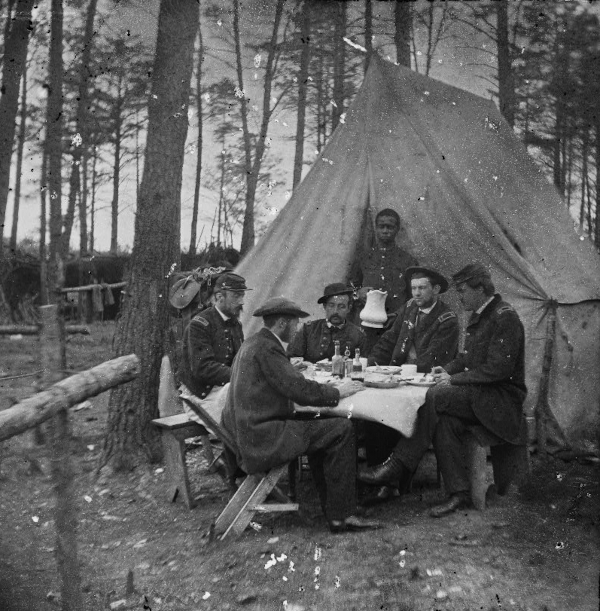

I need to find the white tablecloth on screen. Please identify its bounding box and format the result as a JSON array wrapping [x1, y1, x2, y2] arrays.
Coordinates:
[[296, 383, 428, 437]]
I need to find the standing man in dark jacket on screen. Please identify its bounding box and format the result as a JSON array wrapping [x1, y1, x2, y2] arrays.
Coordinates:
[[221, 296, 380, 533], [287, 283, 366, 363], [362, 267, 459, 504], [359, 264, 527, 517], [180, 273, 248, 423]]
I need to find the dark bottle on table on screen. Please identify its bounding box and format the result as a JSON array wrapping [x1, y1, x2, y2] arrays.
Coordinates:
[[351, 348, 364, 382], [332, 340, 344, 378]]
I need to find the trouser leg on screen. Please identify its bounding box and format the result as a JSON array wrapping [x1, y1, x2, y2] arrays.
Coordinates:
[[303, 419, 356, 521], [364, 421, 401, 466]]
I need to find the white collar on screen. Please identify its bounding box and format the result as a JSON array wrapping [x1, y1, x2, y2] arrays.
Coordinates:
[[326, 321, 346, 329], [418, 300, 437, 315], [215, 305, 231, 322], [475, 296, 495, 315]]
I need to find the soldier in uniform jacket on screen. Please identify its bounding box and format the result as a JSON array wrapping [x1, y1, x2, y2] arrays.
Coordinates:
[[287, 283, 366, 363], [359, 264, 527, 518], [180, 273, 249, 422], [362, 267, 459, 504]]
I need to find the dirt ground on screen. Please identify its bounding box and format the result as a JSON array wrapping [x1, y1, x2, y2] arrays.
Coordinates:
[[0, 322, 598, 611]]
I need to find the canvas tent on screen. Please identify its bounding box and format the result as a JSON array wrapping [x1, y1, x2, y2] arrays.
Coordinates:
[[236, 54, 600, 445]]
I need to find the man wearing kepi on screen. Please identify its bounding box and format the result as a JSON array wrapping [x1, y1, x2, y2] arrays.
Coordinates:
[[221, 296, 380, 533], [359, 264, 527, 517], [287, 282, 366, 363], [180, 272, 248, 424], [362, 266, 459, 504]]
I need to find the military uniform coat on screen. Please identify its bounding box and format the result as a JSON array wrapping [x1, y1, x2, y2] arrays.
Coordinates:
[[445, 294, 527, 444], [180, 305, 244, 399], [368, 299, 459, 372], [221, 328, 341, 474], [348, 244, 418, 313], [287, 318, 367, 363]]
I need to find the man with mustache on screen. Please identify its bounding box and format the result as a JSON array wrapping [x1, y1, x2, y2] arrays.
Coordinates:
[[180, 272, 248, 424], [287, 282, 366, 363]]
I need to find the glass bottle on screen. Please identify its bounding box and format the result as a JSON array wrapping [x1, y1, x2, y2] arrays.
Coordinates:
[[344, 345, 353, 377], [351, 348, 364, 382], [331, 340, 344, 378]]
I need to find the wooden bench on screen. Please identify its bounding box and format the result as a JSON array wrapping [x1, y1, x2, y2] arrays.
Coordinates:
[[151, 413, 217, 510], [466, 425, 530, 510]]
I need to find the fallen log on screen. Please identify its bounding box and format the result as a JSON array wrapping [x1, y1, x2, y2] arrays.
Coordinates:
[[60, 281, 126, 294], [0, 325, 90, 335], [0, 354, 140, 442]]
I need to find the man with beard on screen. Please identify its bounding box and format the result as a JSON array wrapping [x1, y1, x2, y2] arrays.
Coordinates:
[[180, 272, 249, 424], [221, 296, 381, 533], [287, 283, 366, 363], [361, 266, 459, 504]]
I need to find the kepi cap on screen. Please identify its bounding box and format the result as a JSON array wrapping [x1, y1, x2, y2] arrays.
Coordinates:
[[452, 263, 491, 286], [253, 296, 310, 318], [317, 282, 354, 304], [214, 272, 250, 292], [405, 266, 449, 294]]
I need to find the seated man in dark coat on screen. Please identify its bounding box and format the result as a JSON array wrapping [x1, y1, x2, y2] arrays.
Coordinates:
[[221, 296, 380, 533], [179, 273, 248, 424], [287, 282, 366, 363], [359, 264, 527, 517], [362, 266, 459, 504]]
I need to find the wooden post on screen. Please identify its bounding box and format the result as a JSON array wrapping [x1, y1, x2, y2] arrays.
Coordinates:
[[40, 305, 83, 611]]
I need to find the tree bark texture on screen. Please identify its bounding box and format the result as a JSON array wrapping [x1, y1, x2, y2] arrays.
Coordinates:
[[61, 0, 98, 256], [0, 0, 34, 255], [496, 0, 515, 127], [331, 1, 346, 131], [190, 22, 203, 256], [39, 141, 48, 305], [364, 0, 372, 73], [394, 0, 411, 68], [110, 90, 123, 254], [102, 0, 198, 470], [9, 61, 26, 253], [292, 0, 310, 189]]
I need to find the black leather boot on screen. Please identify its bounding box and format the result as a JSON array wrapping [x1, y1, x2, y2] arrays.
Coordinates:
[[358, 453, 412, 489]]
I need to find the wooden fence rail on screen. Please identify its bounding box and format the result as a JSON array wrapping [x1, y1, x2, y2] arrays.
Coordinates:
[[0, 354, 139, 443], [60, 281, 126, 294], [0, 325, 89, 335]]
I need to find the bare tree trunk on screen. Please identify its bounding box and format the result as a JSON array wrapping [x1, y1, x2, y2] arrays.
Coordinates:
[[315, 51, 324, 152], [61, 0, 97, 256], [9, 62, 27, 253], [292, 0, 310, 188], [364, 0, 372, 73], [331, 1, 346, 131], [90, 145, 97, 252], [80, 145, 88, 255], [40, 144, 48, 305], [0, 0, 34, 256], [596, 114, 600, 247], [579, 133, 588, 232], [101, 0, 198, 470], [110, 94, 122, 254], [189, 21, 203, 256], [496, 0, 515, 127], [235, 0, 285, 256], [394, 0, 411, 68]]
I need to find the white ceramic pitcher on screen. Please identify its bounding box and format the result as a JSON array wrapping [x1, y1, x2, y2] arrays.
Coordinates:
[[360, 289, 388, 328]]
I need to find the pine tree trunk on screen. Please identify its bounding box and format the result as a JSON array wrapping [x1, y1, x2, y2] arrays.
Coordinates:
[[496, 0, 515, 127], [101, 0, 198, 470], [190, 23, 203, 256], [292, 0, 311, 189], [9, 62, 27, 253], [394, 0, 411, 68], [0, 0, 34, 256], [61, 0, 97, 256], [39, 144, 48, 305], [90, 145, 97, 252], [364, 0, 372, 73], [331, 1, 346, 131], [110, 94, 122, 254]]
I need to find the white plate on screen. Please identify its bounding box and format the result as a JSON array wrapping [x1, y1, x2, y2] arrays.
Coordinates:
[[406, 379, 436, 387], [365, 366, 402, 375]]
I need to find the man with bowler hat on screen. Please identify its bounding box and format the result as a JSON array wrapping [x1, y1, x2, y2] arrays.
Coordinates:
[[362, 266, 459, 504], [221, 296, 381, 533], [287, 282, 366, 363], [180, 272, 249, 424], [359, 264, 527, 517]]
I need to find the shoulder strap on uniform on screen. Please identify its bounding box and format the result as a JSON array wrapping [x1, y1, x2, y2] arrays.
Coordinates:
[[495, 304, 515, 315], [438, 310, 456, 323], [192, 315, 209, 327]]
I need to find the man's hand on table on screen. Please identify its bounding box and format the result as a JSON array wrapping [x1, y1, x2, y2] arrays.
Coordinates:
[[431, 366, 451, 387], [334, 378, 363, 400]]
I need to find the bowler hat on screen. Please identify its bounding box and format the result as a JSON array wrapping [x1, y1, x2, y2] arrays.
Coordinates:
[[169, 276, 202, 309], [253, 296, 310, 318], [317, 282, 354, 304], [405, 266, 449, 294], [214, 272, 250, 292], [452, 263, 491, 286]]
